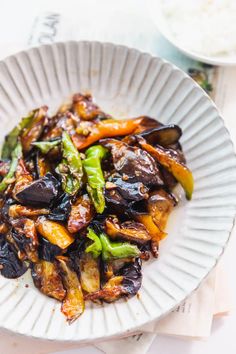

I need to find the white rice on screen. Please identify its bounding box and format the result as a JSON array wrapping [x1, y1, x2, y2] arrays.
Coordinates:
[[161, 0, 236, 56]]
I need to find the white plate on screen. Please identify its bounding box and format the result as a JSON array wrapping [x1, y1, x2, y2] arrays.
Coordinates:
[[0, 41, 236, 343], [148, 0, 236, 66]]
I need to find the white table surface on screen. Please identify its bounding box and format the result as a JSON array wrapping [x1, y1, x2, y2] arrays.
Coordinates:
[[0, 1, 236, 353]]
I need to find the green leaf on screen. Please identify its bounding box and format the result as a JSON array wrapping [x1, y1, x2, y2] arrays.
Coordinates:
[[0, 142, 22, 192]]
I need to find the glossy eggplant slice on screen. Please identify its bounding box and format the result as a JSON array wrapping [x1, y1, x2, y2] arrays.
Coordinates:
[[67, 194, 94, 233], [58, 258, 85, 323], [101, 139, 164, 186], [79, 252, 100, 293], [15, 173, 59, 207], [48, 193, 71, 222], [36, 218, 74, 249], [147, 189, 175, 232], [107, 175, 149, 202], [72, 93, 108, 120], [32, 260, 66, 301], [35, 154, 51, 178], [104, 188, 129, 217], [8, 205, 49, 218], [11, 218, 38, 263], [21, 106, 48, 153], [38, 236, 63, 262], [138, 124, 182, 147], [12, 159, 33, 198], [0, 238, 28, 278], [85, 259, 142, 302], [105, 217, 151, 244]]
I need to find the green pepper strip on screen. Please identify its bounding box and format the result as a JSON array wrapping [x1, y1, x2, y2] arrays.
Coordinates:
[[100, 233, 140, 261], [57, 131, 83, 195], [82, 145, 107, 213], [85, 228, 102, 258], [0, 142, 22, 192], [1, 112, 34, 159], [32, 139, 61, 154]]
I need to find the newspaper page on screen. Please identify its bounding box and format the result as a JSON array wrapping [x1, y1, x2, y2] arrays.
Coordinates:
[[0, 1, 234, 354]]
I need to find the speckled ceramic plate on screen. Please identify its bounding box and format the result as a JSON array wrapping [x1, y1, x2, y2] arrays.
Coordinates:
[[0, 41, 236, 343]]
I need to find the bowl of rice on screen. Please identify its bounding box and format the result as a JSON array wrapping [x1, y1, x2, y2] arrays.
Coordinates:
[[149, 0, 236, 66]]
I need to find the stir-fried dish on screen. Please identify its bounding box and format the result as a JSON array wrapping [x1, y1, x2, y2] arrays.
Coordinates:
[[0, 93, 194, 323]]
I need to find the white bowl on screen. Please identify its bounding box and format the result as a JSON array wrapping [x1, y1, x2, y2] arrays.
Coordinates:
[[0, 41, 236, 343], [148, 0, 236, 66]]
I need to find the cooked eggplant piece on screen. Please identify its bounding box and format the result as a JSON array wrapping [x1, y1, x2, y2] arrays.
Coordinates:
[[105, 217, 151, 244], [38, 236, 63, 262], [147, 189, 175, 232], [58, 258, 85, 323], [67, 194, 94, 233], [0, 223, 9, 235], [79, 252, 100, 293], [102, 257, 135, 281], [0, 237, 28, 278], [86, 259, 142, 302], [21, 106, 48, 153], [104, 188, 129, 217], [35, 154, 51, 178], [32, 260, 66, 301], [73, 93, 108, 120], [137, 137, 194, 200], [8, 205, 49, 218], [107, 174, 149, 202], [15, 173, 59, 207], [138, 124, 182, 147], [11, 218, 38, 262], [48, 193, 71, 222], [120, 258, 142, 296], [11, 158, 33, 197], [36, 218, 74, 249], [100, 139, 164, 186]]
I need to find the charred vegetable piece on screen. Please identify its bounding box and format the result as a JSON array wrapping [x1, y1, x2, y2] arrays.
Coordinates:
[[106, 175, 149, 202], [32, 139, 61, 154], [58, 259, 85, 324], [138, 124, 182, 147], [12, 158, 33, 198], [101, 139, 164, 186], [21, 106, 48, 153], [0, 143, 23, 193], [147, 190, 175, 232], [11, 218, 38, 262], [82, 145, 107, 213], [32, 260, 66, 301], [100, 233, 140, 261], [0, 238, 28, 278], [1, 112, 35, 159], [138, 138, 194, 199], [120, 258, 142, 296], [8, 205, 49, 218], [35, 154, 51, 178], [36, 218, 74, 249], [0, 223, 9, 234], [79, 252, 100, 293], [15, 173, 59, 208], [105, 188, 129, 217], [67, 194, 93, 233], [38, 236, 63, 262], [0, 160, 10, 177], [85, 275, 124, 302], [73, 117, 144, 150], [73, 93, 107, 120], [57, 131, 83, 195], [105, 217, 151, 244], [85, 228, 102, 258], [49, 193, 72, 222], [86, 259, 142, 302]]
